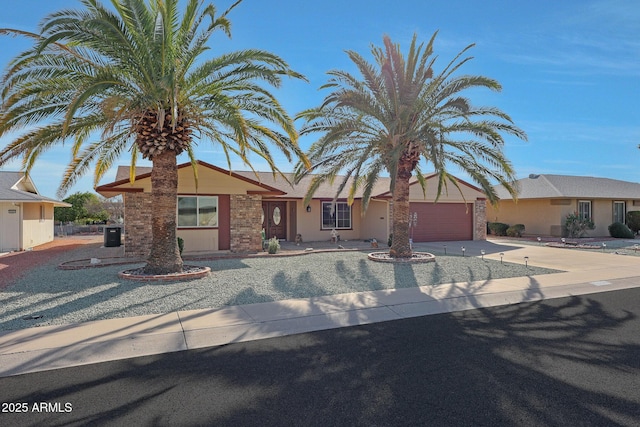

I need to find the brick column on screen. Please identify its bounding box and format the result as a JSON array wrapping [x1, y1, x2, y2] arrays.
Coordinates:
[[123, 193, 153, 258], [474, 198, 487, 240], [230, 194, 263, 252]]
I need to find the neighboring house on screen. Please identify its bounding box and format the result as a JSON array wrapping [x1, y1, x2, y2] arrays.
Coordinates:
[[488, 174, 640, 237], [0, 171, 71, 252], [96, 160, 488, 257]]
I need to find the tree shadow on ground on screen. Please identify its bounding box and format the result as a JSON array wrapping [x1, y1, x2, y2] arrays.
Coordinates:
[[2, 288, 638, 426]]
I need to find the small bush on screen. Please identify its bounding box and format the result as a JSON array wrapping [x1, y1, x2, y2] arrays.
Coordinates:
[[488, 222, 509, 236], [626, 211, 640, 235], [506, 224, 526, 237], [608, 222, 634, 239], [563, 212, 595, 238], [267, 237, 280, 254], [177, 237, 184, 255]]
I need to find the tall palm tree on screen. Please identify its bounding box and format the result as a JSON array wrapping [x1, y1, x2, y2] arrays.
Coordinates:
[[295, 32, 526, 258], [0, 0, 307, 274]]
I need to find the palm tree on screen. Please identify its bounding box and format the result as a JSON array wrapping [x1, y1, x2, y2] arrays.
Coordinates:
[[295, 32, 526, 258], [0, 0, 307, 274]]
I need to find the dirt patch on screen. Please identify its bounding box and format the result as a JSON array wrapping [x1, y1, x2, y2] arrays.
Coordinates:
[[0, 237, 101, 290]]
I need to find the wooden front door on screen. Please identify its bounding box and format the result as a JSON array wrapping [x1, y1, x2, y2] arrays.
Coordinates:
[[262, 201, 286, 240]]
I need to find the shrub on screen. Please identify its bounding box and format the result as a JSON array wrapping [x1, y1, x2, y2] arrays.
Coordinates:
[[506, 224, 526, 237], [608, 222, 634, 239], [563, 212, 595, 238], [488, 222, 509, 236], [177, 237, 184, 255], [267, 237, 280, 254], [626, 211, 640, 235]]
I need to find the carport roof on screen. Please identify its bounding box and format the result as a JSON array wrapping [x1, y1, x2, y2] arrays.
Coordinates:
[[496, 174, 640, 200]]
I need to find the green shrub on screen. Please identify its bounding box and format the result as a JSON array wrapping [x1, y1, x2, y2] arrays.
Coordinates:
[[267, 237, 280, 254], [488, 222, 509, 236], [608, 222, 634, 239], [506, 224, 526, 237], [177, 237, 184, 255], [563, 212, 595, 238], [626, 211, 640, 235]]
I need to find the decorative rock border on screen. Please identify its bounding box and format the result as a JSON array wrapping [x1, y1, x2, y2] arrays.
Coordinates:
[[368, 252, 436, 263], [544, 243, 601, 250], [118, 265, 211, 281], [59, 257, 144, 270]]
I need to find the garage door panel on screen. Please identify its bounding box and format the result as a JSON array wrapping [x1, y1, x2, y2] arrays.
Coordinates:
[[410, 202, 472, 242]]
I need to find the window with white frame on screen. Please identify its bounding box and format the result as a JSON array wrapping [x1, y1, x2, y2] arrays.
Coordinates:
[[578, 200, 592, 220], [613, 201, 626, 224], [322, 201, 351, 230], [177, 196, 218, 227]]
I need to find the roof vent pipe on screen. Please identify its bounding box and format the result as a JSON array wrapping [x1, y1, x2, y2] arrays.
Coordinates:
[[529, 174, 540, 179]]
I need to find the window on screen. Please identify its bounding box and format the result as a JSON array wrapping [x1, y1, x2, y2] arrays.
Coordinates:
[[613, 201, 626, 224], [177, 196, 218, 227], [578, 200, 592, 220], [40, 205, 45, 222], [322, 201, 351, 230]]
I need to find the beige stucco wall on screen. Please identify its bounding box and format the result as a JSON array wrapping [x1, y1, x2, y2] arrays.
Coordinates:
[[21, 203, 55, 249], [488, 198, 640, 237], [177, 228, 219, 253], [111, 165, 269, 195], [292, 199, 364, 242], [409, 178, 484, 202], [360, 199, 390, 243]]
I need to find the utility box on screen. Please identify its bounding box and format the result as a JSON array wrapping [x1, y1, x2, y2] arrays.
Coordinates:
[[104, 226, 122, 247]]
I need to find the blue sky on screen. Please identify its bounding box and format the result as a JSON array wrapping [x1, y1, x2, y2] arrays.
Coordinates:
[[0, 0, 638, 199]]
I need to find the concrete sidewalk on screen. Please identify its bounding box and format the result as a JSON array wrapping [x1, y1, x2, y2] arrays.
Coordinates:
[[1, 240, 638, 378]]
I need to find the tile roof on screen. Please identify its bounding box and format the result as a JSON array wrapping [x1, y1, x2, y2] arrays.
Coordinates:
[[495, 174, 640, 200]]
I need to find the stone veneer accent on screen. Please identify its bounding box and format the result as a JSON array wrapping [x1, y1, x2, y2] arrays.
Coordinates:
[[229, 194, 263, 253], [123, 193, 154, 258], [122, 193, 263, 257], [474, 198, 487, 240]]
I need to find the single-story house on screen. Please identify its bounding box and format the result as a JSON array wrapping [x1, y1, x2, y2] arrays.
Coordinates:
[[488, 174, 640, 237], [96, 160, 489, 257], [0, 171, 71, 252]]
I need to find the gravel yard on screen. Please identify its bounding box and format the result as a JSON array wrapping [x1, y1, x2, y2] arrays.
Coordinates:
[[0, 246, 559, 332]]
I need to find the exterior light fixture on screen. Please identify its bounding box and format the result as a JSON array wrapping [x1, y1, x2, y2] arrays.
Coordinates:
[[537, 237, 541, 245], [524, 256, 529, 268], [443, 245, 447, 255], [481, 249, 485, 260], [602, 243, 607, 252], [306, 205, 311, 213], [561, 238, 566, 244], [461, 246, 466, 257], [500, 252, 504, 264], [634, 244, 638, 253]]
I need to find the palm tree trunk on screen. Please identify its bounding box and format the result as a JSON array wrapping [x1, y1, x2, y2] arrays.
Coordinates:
[[390, 162, 413, 258], [143, 150, 183, 274]]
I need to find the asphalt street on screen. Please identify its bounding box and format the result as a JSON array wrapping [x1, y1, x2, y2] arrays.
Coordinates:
[[1, 287, 639, 426]]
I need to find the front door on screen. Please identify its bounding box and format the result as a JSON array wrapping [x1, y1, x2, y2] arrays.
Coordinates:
[[262, 201, 286, 240], [0, 203, 20, 252]]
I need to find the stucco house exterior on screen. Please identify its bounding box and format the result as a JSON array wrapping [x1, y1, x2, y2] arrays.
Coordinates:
[[0, 171, 70, 252], [96, 160, 488, 257], [488, 174, 640, 237]]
